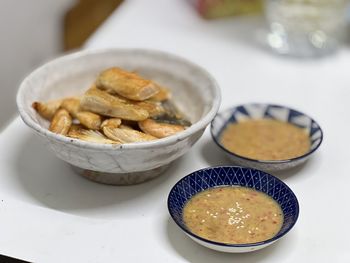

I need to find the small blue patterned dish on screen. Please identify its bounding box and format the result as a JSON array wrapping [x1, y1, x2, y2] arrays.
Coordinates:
[[167, 166, 299, 253], [211, 103, 323, 172]]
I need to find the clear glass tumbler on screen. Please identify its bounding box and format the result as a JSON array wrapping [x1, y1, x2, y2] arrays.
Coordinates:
[[265, 0, 348, 57]]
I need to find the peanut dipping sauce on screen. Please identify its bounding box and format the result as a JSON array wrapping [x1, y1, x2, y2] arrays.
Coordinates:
[[220, 119, 310, 161], [183, 186, 283, 244]]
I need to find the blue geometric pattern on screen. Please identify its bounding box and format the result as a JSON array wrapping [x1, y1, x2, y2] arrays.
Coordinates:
[[211, 103, 323, 152], [168, 166, 299, 246]]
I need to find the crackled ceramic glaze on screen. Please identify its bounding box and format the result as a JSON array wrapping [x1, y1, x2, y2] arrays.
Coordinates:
[[17, 49, 221, 185]]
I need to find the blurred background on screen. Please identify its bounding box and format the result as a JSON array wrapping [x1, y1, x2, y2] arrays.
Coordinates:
[[0, 0, 123, 130], [1, 0, 349, 131]]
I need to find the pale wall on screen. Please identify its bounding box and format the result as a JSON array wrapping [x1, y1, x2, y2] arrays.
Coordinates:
[[0, 0, 74, 130]]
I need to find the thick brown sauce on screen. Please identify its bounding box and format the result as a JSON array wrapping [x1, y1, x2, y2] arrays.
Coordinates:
[[183, 186, 283, 244], [220, 119, 310, 161]]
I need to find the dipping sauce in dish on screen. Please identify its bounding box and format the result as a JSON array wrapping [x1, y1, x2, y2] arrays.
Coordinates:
[[220, 119, 310, 161], [183, 186, 283, 244]]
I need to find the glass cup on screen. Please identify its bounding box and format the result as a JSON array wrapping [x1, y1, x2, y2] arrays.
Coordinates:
[[265, 0, 348, 57]]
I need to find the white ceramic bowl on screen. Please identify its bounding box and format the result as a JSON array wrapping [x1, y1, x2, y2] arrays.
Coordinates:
[[17, 49, 221, 185]]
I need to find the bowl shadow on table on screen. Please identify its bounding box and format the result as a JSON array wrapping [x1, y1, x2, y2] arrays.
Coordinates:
[[165, 218, 297, 263], [12, 132, 182, 219], [200, 138, 314, 180]]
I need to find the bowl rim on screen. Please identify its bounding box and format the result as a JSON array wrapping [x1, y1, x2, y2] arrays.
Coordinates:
[[16, 48, 221, 150], [210, 103, 323, 164], [167, 165, 300, 248]]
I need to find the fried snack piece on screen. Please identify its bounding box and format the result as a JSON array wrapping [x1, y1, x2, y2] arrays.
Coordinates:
[[101, 118, 122, 129], [61, 97, 102, 130], [76, 111, 102, 130], [32, 99, 62, 120], [103, 127, 156, 143], [119, 124, 134, 130], [134, 100, 164, 117], [68, 125, 118, 144], [104, 92, 165, 117], [139, 119, 185, 138], [96, 67, 160, 101], [60, 97, 80, 118], [80, 87, 149, 121], [151, 100, 192, 127], [49, 108, 72, 135], [149, 85, 171, 102], [88, 86, 165, 118]]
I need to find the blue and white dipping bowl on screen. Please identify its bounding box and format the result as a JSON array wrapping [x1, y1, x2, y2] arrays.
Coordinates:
[[211, 103, 323, 172], [168, 166, 299, 253]]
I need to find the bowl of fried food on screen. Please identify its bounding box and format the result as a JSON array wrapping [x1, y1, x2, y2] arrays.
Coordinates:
[[17, 49, 221, 185]]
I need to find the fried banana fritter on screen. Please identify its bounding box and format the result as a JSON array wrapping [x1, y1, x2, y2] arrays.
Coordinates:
[[49, 108, 72, 135], [96, 67, 160, 101], [68, 125, 118, 144], [101, 118, 122, 129], [76, 111, 102, 130], [60, 97, 80, 118], [32, 99, 62, 120], [80, 87, 149, 121], [149, 85, 171, 102], [103, 127, 156, 143], [139, 119, 185, 138]]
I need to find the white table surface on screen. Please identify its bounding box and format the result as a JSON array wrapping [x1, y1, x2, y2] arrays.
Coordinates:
[[1, 0, 350, 262]]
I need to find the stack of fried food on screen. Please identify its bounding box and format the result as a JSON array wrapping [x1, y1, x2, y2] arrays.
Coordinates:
[[32, 67, 191, 144]]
